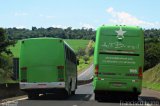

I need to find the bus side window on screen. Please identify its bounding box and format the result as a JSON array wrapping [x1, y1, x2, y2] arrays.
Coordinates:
[[66, 46, 69, 60], [65, 45, 67, 59], [71, 51, 73, 63]]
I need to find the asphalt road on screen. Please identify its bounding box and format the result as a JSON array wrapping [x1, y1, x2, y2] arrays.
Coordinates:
[[6, 83, 158, 106], [1, 65, 160, 106], [78, 64, 94, 80]]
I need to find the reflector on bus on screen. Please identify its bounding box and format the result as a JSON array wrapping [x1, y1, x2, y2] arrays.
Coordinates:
[[57, 66, 64, 70], [95, 65, 99, 76], [21, 67, 27, 71], [138, 67, 143, 79]]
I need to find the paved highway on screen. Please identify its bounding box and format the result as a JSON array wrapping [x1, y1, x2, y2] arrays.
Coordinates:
[[1, 65, 160, 106], [7, 83, 158, 106], [78, 64, 94, 80]]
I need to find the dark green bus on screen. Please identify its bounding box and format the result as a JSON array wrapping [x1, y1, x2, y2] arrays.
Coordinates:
[[19, 38, 78, 99], [93, 25, 144, 100]]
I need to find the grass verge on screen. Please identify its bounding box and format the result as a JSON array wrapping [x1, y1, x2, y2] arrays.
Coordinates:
[[142, 81, 160, 91], [78, 56, 93, 74], [143, 63, 160, 91]]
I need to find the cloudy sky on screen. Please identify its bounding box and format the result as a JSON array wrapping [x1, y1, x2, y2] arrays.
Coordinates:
[[0, 0, 160, 29]]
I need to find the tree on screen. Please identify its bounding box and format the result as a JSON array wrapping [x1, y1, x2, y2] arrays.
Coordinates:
[[83, 55, 89, 64], [0, 27, 15, 69], [85, 40, 94, 56], [144, 42, 160, 70], [77, 48, 85, 56], [0, 28, 15, 82], [32, 26, 37, 31], [0, 28, 15, 55]]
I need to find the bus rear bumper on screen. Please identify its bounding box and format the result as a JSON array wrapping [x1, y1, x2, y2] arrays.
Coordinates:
[[93, 78, 142, 95], [20, 82, 65, 90], [94, 90, 141, 95]]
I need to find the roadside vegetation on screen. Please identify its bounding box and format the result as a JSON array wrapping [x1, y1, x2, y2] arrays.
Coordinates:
[[0, 28, 15, 83], [143, 63, 160, 91], [76, 40, 94, 74], [65, 39, 89, 52], [142, 31, 160, 91]]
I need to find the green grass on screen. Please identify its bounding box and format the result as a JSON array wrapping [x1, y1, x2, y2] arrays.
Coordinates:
[[143, 81, 160, 91], [65, 39, 89, 52], [143, 63, 160, 91], [143, 63, 160, 83], [9, 39, 89, 57], [9, 41, 21, 57], [78, 56, 93, 74], [0, 72, 18, 83]]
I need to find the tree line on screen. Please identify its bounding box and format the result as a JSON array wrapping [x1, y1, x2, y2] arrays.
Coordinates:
[[0, 27, 160, 82], [6, 27, 96, 40], [4, 27, 160, 70]]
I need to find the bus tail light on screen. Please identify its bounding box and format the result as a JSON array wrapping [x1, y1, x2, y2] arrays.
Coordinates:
[[57, 66, 64, 81], [21, 67, 27, 71], [57, 66, 64, 70], [98, 77, 101, 80], [95, 65, 99, 76], [138, 67, 143, 79]]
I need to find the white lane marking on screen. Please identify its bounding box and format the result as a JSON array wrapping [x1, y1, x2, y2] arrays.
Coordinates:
[[78, 83, 92, 87], [78, 64, 93, 78], [1, 100, 18, 106], [73, 105, 77, 106], [146, 104, 152, 106], [0, 97, 28, 105], [16, 97, 28, 101], [90, 94, 94, 101]]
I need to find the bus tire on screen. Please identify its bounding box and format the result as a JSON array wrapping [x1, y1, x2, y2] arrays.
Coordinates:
[[71, 90, 75, 95], [95, 93, 100, 101], [63, 92, 69, 99], [69, 81, 72, 95]]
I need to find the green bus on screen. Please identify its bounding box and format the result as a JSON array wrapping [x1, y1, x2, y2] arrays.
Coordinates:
[[93, 25, 144, 100], [19, 38, 78, 99]]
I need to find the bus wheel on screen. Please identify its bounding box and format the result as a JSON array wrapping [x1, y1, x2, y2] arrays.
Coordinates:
[[63, 90, 69, 99], [71, 90, 75, 95], [28, 93, 39, 99], [69, 81, 72, 95], [95, 93, 100, 101]]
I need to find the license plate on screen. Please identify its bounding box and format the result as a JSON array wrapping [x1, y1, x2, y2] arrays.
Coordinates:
[[37, 84, 47, 88], [113, 83, 122, 87]]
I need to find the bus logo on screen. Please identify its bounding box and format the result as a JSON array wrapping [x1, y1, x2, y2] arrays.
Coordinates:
[[115, 27, 126, 40]]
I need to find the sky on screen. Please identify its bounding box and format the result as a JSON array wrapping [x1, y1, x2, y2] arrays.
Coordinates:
[[0, 0, 160, 29]]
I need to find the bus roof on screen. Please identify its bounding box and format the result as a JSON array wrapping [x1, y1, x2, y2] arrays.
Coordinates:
[[97, 25, 143, 37], [21, 37, 63, 42], [21, 37, 75, 53]]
